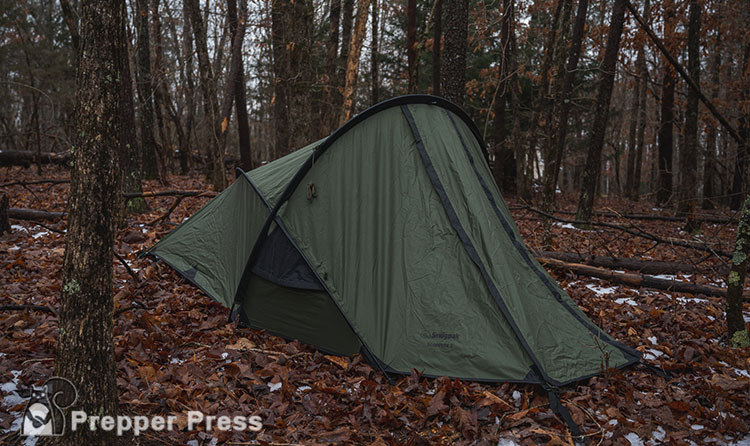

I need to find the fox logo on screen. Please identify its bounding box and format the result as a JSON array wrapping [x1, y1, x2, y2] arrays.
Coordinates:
[[21, 377, 77, 437]]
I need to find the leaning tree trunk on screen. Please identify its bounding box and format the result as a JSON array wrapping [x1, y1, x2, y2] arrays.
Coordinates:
[[135, 0, 159, 180], [55, 0, 121, 444], [339, 0, 372, 125], [575, 0, 627, 226], [186, 0, 227, 191], [678, 0, 701, 233], [656, 0, 676, 207], [726, 194, 750, 343], [441, 0, 468, 106], [491, 0, 515, 194]]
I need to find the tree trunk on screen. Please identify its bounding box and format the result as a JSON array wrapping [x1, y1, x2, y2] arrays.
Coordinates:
[[135, 0, 159, 180], [59, 0, 80, 53], [150, 0, 171, 184], [220, 0, 250, 169], [730, 45, 749, 211], [432, 0, 442, 95], [631, 0, 650, 202], [0, 195, 9, 235], [441, 0, 467, 106], [491, 0, 515, 194], [120, 1, 146, 214], [321, 0, 341, 136], [726, 194, 750, 340], [703, 29, 721, 210], [232, 0, 252, 171], [337, 0, 354, 112], [407, 0, 418, 93], [339, 0, 372, 125], [180, 1, 196, 174], [575, 0, 627, 225], [272, 0, 291, 156], [371, 0, 380, 105], [186, 0, 227, 191], [678, 0, 701, 233], [656, 0, 676, 207], [55, 1, 121, 444], [625, 76, 640, 196]]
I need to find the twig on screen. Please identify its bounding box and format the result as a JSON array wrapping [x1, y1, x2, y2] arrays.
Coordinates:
[[114, 251, 139, 282], [0, 179, 70, 188], [0, 304, 56, 316], [114, 301, 147, 317]]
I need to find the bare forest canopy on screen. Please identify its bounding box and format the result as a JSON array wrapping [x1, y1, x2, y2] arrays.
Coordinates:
[[0, 0, 748, 210]]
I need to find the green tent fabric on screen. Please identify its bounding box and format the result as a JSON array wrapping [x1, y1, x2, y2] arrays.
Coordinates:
[[146, 95, 640, 387]]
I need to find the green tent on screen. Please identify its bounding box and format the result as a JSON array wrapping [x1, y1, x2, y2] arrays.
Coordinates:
[[146, 95, 640, 387]]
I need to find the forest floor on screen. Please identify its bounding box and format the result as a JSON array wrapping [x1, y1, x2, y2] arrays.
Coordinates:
[[1, 166, 749, 446]]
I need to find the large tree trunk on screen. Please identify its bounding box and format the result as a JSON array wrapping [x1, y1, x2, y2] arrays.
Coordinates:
[[231, 0, 253, 171], [678, 0, 701, 232], [726, 194, 750, 340], [150, 0, 172, 184], [336, 0, 354, 113], [339, 0, 372, 125], [321, 0, 341, 136], [271, 0, 291, 156], [186, 0, 227, 191], [371, 0, 380, 105], [656, 0, 676, 207], [441, 0, 467, 106], [575, 0, 627, 225], [407, 0, 418, 93], [729, 45, 750, 211], [491, 0, 516, 195], [180, 1, 196, 174], [432, 0, 442, 95], [631, 0, 650, 202], [54, 0, 121, 444], [135, 0, 159, 180]]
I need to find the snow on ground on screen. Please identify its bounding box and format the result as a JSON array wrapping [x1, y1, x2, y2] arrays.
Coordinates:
[[615, 297, 638, 306], [648, 336, 658, 345], [553, 222, 577, 230], [586, 284, 618, 296], [643, 349, 664, 361]]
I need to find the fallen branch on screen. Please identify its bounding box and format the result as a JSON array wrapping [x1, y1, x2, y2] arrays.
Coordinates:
[[519, 205, 732, 258], [123, 190, 218, 199], [9, 207, 65, 221], [510, 205, 738, 225], [0, 150, 71, 167], [0, 304, 57, 316], [538, 257, 739, 298], [534, 251, 729, 276], [0, 179, 70, 188]]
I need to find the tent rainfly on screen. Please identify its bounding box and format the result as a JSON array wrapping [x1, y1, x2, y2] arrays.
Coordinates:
[[145, 95, 641, 432]]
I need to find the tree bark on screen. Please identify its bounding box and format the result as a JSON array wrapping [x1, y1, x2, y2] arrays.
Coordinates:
[[54, 1, 121, 444], [186, 0, 227, 191], [339, 0, 372, 125], [432, 0, 442, 96], [0, 150, 70, 167], [180, 1, 196, 174], [220, 0, 250, 170], [271, 0, 290, 156], [231, 0, 253, 171], [726, 194, 750, 338], [371, 0, 380, 105], [59, 0, 80, 53], [678, 0, 701, 233], [625, 76, 640, 196], [150, 0, 171, 184], [491, 0, 516, 194], [730, 45, 750, 211], [575, 0, 627, 225], [135, 0, 159, 180], [0, 195, 9, 235], [407, 0, 418, 93], [337, 0, 354, 112], [703, 29, 721, 210], [656, 0, 676, 207], [441, 0, 468, 106], [631, 0, 650, 202], [321, 0, 341, 136]]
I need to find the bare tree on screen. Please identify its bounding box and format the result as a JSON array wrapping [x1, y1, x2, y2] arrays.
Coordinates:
[[340, 0, 372, 125], [135, 0, 159, 180], [491, 0, 516, 194], [441, 0, 467, 105], [407, 0, 417, 92], [657, 0, 676, 206]]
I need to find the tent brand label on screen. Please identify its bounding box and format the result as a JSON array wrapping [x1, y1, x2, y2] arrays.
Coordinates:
[[422, 332, 460, 351]]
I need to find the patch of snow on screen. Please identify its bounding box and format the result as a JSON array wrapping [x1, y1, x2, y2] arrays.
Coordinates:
[[512, 390, 521, 401], [426, 388, 435, 395], [268, 382, 282, 392], [651, 426, 666, 443], [615, 297, 638, 306], [296, 386, 311, 393], [497, 437, 520, 446], [169, 357, 185, 365], [586, 284, 618, 296], [23, 437, 38, 446], [644, 349, 664, 361], [608, 419, 618, 426], [141, 228, 148, 233], [692, 424, 705, 430], [221, 352, 228, 360], [8, 246, 20, 251], [708, 315, 715, 321], [730, 435, 750, 446], [676, 296, 708, 305], [11, 225, 27, 232], [554, 222, 577, 230], [626, 432, 645, 446], [187, 441, 199, 446], [648, 336, 658, 345], [31, 231, 49, 239]]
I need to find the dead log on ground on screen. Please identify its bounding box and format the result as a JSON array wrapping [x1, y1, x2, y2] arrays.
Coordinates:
[[123, 190, 218, 199], [9, 208, 65, 221], [537, 256, 744, 299], [535, 250, 730, 276], [0, 179, 70, 188], [0, 150, 71, 167], [509, 205, 738, 225]]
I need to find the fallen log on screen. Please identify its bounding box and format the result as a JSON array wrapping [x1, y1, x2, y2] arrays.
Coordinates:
[[0, 179, 70, 188], [123, 190, 218, 199], [9, 208, 65, 221], [537, 256, 740, 299], [535, 251, 730, 276], [0, 150, 71, 167]]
